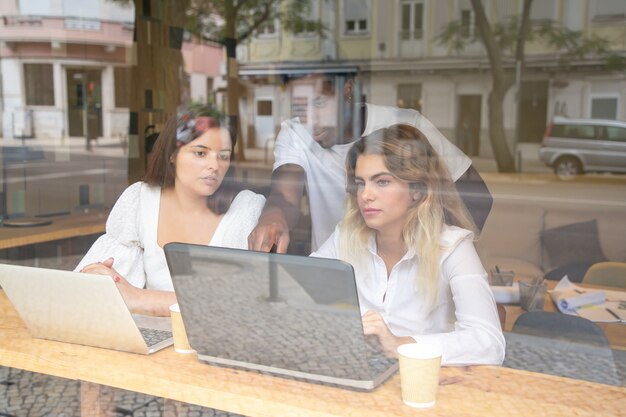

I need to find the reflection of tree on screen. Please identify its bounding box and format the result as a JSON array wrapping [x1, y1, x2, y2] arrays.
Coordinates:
[[186, 1, 324, 161], [437, 0, 625, 173], [109, 0, 189, 182], [113, 0, 323, 174]]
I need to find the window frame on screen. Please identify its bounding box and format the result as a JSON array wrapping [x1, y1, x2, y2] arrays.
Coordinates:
[[589, 94, 620, 120], [293, 0, 320, 38], [460, 8, 475, 39], [400, 0, 424, 41], [23, 63, 55, 107], [343, 0, 371, 36], [396, 83, 422, 112]]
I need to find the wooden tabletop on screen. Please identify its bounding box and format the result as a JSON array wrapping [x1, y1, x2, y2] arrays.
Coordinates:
[[0, 211, 107, 250], [503, 281, 626, 350], [0, 292, 624, 417]]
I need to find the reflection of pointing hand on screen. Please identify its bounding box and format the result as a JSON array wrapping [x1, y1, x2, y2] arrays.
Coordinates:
[[248, 208, 291, 253]]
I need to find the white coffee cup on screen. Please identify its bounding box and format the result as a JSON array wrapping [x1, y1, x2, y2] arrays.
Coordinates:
[[169, 303, 195, 354], [397, 342, 442, 408]]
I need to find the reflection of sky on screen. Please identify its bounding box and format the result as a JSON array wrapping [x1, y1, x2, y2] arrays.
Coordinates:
[[171, 248, 397, 383]]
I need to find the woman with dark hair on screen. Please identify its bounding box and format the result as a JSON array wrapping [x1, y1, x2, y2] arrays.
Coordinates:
[[75, 107, 265, 316], [312, 124, 504, 365]]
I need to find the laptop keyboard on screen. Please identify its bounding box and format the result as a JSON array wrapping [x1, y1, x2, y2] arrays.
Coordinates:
[[139, 327, 172, 348]]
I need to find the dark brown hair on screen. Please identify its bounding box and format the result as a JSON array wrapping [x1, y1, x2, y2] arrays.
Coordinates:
[[143, 109, 239, 215]]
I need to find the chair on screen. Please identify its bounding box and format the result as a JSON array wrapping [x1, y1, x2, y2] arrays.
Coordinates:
[[582, 262, 626, 288], [512, 311, 609, 347], [505, 312, 620, 385]]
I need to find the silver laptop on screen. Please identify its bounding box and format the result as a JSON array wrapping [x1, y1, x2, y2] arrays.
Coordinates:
[[164, 243, 398, 391], [0, 263, 173, 354]]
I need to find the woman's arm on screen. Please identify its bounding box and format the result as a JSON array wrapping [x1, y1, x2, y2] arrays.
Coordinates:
[[416, 239, 505, 366], [74, 182, 146, 288], [362, 310, 414, 358], [81, 257, 175, 316]]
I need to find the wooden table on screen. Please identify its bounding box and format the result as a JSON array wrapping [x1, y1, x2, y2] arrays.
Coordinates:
[[0, 212, 106, 250], [503, 281, 626, 350], [1, 292, 624, 417]]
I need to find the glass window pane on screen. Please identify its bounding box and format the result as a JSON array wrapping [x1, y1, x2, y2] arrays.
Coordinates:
[[344, 0, 369, 21], [24, 63, 54, 106], [402, 4, 411, 32], [114, 67, 131, 109], [591, 98, 618, 120], [605, 127, 626, 141]]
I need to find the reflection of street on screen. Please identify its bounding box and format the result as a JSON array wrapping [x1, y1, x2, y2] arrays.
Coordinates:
[[2, 137, 625, 241], [0, 137, 128, 219], [483, 172, 626, 209]]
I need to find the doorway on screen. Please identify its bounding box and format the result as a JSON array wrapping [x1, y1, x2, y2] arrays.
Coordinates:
[[255, 99, 274, 149], [456, 95, 482, 156], [66, 68, 103, 140], [517, 81, 548, 143]]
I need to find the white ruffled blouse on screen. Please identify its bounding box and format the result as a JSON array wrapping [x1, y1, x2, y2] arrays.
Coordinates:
[[75, 182, 265, 291]]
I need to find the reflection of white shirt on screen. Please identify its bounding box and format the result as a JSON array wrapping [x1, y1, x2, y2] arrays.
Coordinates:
[[75, 182, 265, 291], [273, 104, 472, 251], [312, 225, 505, 366], [362, 104, 471, 181], [273, 119, 352, 251]]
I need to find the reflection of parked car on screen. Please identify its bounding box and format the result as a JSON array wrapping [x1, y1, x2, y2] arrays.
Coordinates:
[[539, 117, 626, 178]]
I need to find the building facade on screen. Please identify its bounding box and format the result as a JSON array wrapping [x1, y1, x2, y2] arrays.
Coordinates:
[[238, 0, 626, 157], [0, 0, 225, 143]]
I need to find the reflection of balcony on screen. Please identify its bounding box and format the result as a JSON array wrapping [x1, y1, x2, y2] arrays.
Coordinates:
[[399, 29, 425, 57], [399, 29, 423, 41], [0, 15, 133, 48], [64, 18, 101, 31], [2, 15, 43, 27]]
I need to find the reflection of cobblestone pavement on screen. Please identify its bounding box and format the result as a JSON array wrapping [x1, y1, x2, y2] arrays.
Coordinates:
[[175, 254, 396, 384], [0, 367, 79, 416], [0, 367, 242, 417], [503, 332, 624, 386]]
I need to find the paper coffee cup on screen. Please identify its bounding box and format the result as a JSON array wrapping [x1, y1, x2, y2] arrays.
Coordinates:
[[397, 343, 442, 409], [169, 303, 195, 354]]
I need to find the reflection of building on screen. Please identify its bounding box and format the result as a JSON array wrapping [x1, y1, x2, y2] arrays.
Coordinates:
[[238, 0, 626, 157], [0, 0, 225, 142]]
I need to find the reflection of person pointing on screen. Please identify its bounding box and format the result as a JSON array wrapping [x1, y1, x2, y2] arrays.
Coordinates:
[[248, 74, 493, 254]]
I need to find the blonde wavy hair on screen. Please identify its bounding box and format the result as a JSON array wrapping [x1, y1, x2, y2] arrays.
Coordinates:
[[338, 124, 476, 312]]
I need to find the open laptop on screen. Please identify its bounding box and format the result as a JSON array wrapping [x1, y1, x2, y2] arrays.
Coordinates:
[[0, 263, 172, 354], [164, 243, 398, 391]]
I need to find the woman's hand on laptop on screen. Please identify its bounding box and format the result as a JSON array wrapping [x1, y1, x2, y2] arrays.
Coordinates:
[[79, 258, 175, 316], [362, 310, 413, 359], [80, 258, 142, 312], [80, 256, 116, 274]]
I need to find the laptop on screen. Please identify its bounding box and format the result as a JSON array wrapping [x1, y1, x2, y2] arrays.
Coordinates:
[[164, 243, 398, 391], [0, 263, 173, 354]]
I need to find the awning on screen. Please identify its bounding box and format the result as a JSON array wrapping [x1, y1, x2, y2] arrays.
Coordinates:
[[238, 64, 359, 77]]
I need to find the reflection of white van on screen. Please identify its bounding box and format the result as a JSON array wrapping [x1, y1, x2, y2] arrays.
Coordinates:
[[539, 117, 626, 178]]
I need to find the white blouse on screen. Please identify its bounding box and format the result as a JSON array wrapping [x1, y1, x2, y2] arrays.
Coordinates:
[[75, 182, 265, 291], [312, 225, 505, 366]]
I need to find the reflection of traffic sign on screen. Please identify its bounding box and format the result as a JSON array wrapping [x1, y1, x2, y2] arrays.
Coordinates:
[[12, 108, 34, 139]]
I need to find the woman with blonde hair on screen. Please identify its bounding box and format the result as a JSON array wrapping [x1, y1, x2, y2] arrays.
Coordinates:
[[312, 124, 504, 365]]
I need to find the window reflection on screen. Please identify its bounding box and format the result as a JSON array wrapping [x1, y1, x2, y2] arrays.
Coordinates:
[[1, 0, 625, 395]]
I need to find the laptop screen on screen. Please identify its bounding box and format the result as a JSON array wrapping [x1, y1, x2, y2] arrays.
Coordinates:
[[165, 243, 397, 390]]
